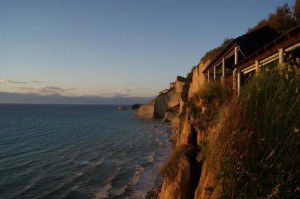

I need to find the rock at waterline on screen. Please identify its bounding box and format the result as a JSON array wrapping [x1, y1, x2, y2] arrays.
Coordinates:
[[117, 106, 129, 110]]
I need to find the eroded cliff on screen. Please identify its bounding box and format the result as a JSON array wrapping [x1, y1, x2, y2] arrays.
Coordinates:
[[158, 60, 224, 199], [136, 76, 185, 121]]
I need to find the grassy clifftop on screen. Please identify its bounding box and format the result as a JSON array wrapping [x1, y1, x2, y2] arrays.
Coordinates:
[[199, 62, 300, 198]]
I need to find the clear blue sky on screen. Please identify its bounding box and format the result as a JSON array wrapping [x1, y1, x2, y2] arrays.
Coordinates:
[[0, 0, 295, 101]]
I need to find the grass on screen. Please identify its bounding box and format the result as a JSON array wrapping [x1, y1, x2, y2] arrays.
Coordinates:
[[193, 81, 231, 131], [197, 81, 231, 106], [215, 62, 300, 198]]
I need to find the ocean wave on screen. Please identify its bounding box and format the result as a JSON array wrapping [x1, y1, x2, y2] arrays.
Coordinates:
[[36, 171, 87, 199], [7, 175, 42, 199], [74, 160, 97, 166]]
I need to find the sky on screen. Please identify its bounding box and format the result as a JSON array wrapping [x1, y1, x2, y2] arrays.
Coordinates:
[[0, 0, 295, 104]]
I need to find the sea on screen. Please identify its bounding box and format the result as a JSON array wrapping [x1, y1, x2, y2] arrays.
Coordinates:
[[0, 104, 173, 199]]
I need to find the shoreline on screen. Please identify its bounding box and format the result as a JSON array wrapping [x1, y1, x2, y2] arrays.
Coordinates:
[[135, 114, 178, 199], [145, 184, 162, 199]]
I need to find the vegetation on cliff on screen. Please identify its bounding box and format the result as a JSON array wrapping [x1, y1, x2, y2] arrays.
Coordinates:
[[193, 82, 231, 132], [158, 2, 300, 199], [202, 1, 300, 66], [210, 61, 300, 198], [249, 0, 300, 34]]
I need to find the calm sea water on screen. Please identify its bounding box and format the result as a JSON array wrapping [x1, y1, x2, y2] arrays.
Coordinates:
[[0, 105, 173, 199]]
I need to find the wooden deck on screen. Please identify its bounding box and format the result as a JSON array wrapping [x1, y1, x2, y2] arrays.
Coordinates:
[[203, 25, 300, 94]]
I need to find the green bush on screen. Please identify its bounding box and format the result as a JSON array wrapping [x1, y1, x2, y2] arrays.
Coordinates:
[[219, 63, 300, 198], [248, 3, 298, 33]]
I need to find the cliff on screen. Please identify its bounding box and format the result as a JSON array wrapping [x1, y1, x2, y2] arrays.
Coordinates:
[[158, 61, 222, 199], [140, 24, 300, 199], [136, 76, 185, 121], [188, 60, 209, 99], [157, 63, 300, 198], [135, 100, 155, 118], [136, 60, 220, 199]]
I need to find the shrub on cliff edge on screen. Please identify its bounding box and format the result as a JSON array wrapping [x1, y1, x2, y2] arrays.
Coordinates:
[[194, 81, 231, 131], [198, 81, 230, 106]]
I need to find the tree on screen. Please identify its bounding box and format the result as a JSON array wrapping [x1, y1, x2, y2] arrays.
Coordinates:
[[249, 3, 297, 33], [294, 0, 300, 23]]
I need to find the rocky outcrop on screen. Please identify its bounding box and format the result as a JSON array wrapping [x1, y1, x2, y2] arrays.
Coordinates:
[[154, 88, 178, 118], [176, 114, 195, 147], [159, 154, 192, 199], [163, 105, 180, 127], [135, 101, 155, 118], [136, 76, 185, 119], [194, 160, 218, 199], [159, 144, 199, 199], [154, 78, 185, 118], [157, 63, 223, 199], [131, 103, 141, 110], [138, 59, 221, 199], [188, 60, 210, 99]]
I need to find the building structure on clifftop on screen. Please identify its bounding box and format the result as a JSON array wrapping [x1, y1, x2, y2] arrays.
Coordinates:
[[203, 25, 300, 94]]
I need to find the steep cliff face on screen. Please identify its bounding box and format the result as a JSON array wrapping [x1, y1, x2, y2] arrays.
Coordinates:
[[136, 77, 185, 119], [159, 153, 193, 199], [153, 88, 179, 118], [137, 59, 223, 199], [135, 101, 155, 118], [176, 112, 195, 147], [158, 60, 225, 199], [188, 60, 209, 99], [159, 144, 199, 199], [194, 125, 222, 199], [163, 105, 180, 127], [153, 25, 300, 199], [154, 79, 185, 118], [158, 69, 201, 199], [194, 159, 219, 199]]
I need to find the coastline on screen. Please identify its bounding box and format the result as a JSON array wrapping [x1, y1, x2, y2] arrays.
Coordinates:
[[134, 77, 184, 198], [1, 104, 174, 199], [138, 23, 300, 199], [145, 184, 162, 199]]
